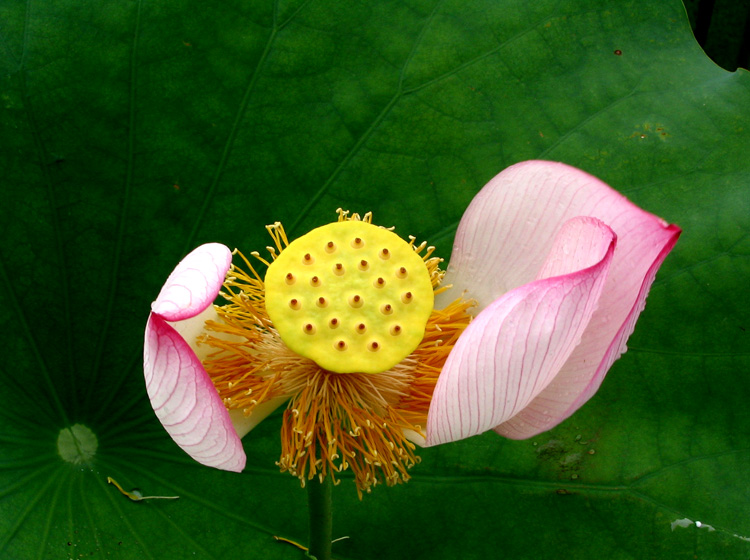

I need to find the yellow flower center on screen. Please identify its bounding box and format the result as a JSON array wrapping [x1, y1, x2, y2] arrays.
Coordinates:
[[199, 210, 475, 495], [264, 220, 434, 374]]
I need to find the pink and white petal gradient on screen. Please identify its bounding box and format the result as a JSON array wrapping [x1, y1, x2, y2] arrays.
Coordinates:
[[427, 217, 616, 444], [428, 160, 680, 444], [152, 243, 232, 322], [144, 243, 246, 472]]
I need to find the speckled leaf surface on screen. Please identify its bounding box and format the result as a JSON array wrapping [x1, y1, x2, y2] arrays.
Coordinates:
[[1, 0, 748, 558]]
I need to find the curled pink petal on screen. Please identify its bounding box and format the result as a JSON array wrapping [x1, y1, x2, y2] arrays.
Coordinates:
[[151, 243, 232, 321], [144, 313, 246, 471], [427, 217, 616, 445], [436, 160, 680, 441], [438, 161, 676, 311], [496, 222, 680, 438]]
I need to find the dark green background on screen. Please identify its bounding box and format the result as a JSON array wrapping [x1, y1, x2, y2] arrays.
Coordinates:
[[684, 0, 750, 70], [1, 1, 748, 558]]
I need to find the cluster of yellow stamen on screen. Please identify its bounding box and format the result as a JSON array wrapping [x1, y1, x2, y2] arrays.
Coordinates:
[[199, 209, 474, 496]]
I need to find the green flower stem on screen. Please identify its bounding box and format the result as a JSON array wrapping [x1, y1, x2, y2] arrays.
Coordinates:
[[306, 476, 333, 560]]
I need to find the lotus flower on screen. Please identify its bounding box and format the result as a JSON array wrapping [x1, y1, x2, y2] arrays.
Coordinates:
[[144, 160, 680, 493]]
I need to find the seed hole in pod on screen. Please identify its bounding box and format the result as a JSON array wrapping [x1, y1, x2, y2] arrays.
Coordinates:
[[289, 299, 301, 310], [390, 325, 402, 336], [316, 297, 328, 308], [401, 292, 413, 304], [351, 237, 364, 249], [396, 266, 408, 279], [349, 294, 363, 308], [356, 323, 366, 334], [335, 340, 347, 351], [358, 260, 369, 271], [325, 241, 336, 253], [380, 303, 393, 315], [333, 263, 345, 276], [310, 276, 321, 287], [303, 323, 316, 335], [285, 273, 295, 285], [368, 341, 380, 352], [303, 253, 314, 265], [329, 318, 339, 328], [379, 248, 390, 260], [374, 277, 385, 288]]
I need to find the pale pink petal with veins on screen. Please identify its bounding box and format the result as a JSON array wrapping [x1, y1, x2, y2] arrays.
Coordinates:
[[427, 217, 616, 445], [431, 160, 680, 442], [144, 313, 245, 471], [151, 243, 232, 322]]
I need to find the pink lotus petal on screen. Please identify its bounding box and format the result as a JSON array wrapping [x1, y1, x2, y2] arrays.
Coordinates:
[[151, 243, 232, 322], [438, 161, 674, 311], [496, 222, 680, 438], [426, 217, 616, 445], [144, 313, 246, 471], [436, 160, 680, 440]]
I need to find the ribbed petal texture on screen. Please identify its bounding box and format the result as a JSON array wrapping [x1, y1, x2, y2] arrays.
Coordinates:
[[429, 161, 680, 442], [144, 314, 246, 471], [152, 243, 232, 321], [427, 217, 616, 445], [144, 243, 246, 471]]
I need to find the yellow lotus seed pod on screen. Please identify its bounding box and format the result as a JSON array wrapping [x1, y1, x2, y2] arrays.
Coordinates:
[[265, 220, 433, 374]]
